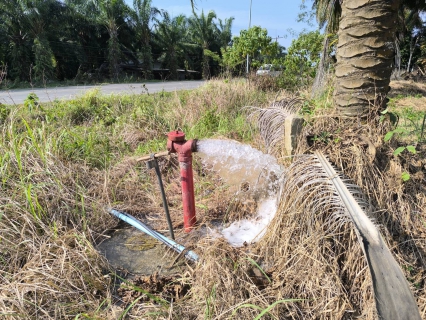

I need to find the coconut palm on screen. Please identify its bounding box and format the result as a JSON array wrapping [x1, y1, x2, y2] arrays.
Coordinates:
[[313, 0, 426, 116], [131, 0, 159, 79], [0, 0, 37, 80], [188, 10, 217, 79], [67, 0, 131, 80], [0, 0, 62, 81], [28, 0, 60, 81], [216, 17, 235, 49], [0, 0, 33, 80], [153, 12, 191, 80]]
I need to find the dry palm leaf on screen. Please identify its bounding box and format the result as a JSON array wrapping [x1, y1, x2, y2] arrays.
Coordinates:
[[272, 151, 421, 319], [248, 97, 303, 154]]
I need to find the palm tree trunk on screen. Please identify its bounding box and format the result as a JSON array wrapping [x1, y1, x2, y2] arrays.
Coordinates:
[[168, 49, 178, 80], [141, 40, 153, 79], [33, 36, 56, 81], [202, 44, 210, 79], [394, 38, 401, 78], [108, 22, 120, 81], [141, 27, 153, 79], [334, 0, 400, 116]]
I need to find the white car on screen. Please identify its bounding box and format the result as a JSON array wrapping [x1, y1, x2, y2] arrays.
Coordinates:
[[256, 64, 282, 77]]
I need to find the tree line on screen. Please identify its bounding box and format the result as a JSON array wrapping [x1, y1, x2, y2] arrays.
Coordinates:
[[0, 0, 236, 82]]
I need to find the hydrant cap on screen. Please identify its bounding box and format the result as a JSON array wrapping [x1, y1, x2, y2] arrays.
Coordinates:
[[168, 130, 186, 142]]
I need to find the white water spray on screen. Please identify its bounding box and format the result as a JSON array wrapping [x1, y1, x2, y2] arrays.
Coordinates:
[[197, 139, 284, 247]]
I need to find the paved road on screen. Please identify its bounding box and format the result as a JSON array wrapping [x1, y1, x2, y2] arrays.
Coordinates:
[[0, 80, 205, 105]]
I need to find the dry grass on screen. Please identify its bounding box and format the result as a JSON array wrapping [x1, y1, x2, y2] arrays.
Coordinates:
[[0, 79, 274, 319], [2, 78, 425, 319], [392, 95, 426, 113], [125, 102, 422, 319], [389, 80, 426, 98], [289, 105, 426, 318]]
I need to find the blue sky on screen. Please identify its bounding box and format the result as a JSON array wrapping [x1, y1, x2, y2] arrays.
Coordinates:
[[131, 0, 319, 49]]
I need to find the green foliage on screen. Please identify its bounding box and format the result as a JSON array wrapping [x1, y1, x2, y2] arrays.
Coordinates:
[[383, 104, 422, 162], [384, 128, 408, 142], [188, 10, 218, 79], [189, 108, 220, 137], [135, 138, 166, 155], [380, 108, 399, 125], [384, 127, 418, 158], [312, 131, 331, 144], [185, 110, 253, 141], [384, 104, 425, 143], [204, 49, 221, 63], [401, 171, 411, 182], [393, 145, 416, 156], [278, 30, 324, 89], [33, 37, 56, 81], [222, 26, 280, 71], [64, 94, 116, 126], [132, 0, 159, 78], [24, 93, 40, 112], [153, 13, 191, 80], [0, 103, 10, 125], [56, 126, 112, 169], [0, 0, 237, 84], [204, 285, 216, 320]]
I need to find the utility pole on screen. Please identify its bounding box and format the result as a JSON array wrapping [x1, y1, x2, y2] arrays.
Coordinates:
[[274, 35, 285, 43], [246, 0, 252, 75]]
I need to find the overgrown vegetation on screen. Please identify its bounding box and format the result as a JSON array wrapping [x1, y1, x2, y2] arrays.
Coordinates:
[[0, 0, 234, 86], [0, 80, 274, 318], [1, 76, 425, 319], [1, 1, 426, 317]]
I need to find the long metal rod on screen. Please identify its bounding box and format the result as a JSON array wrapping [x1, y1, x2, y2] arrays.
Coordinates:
[[137, 150, 169, 162], [151, 156, 175, 240], [108, 208, 199, 262], [246, 0, 252, 75]]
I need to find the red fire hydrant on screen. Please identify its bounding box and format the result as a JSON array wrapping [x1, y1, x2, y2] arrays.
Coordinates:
[[167, 130, 197, 232]]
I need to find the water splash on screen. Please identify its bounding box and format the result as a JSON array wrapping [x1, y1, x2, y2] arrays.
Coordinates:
[[197, 139, 283, 195], [196, 139, 284, 247], [222, 197, 277, 247]]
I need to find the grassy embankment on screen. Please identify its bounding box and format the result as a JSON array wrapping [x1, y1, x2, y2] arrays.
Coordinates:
[[0, 79, 274, 319], [1, 78, 425, 319]]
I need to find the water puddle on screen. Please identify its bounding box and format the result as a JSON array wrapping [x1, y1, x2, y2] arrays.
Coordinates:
[[197, 139, 284, 247], [98, 228, 183, 276]]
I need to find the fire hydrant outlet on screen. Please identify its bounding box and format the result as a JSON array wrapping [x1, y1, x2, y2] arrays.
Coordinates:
[[168, 130, 186, 142]]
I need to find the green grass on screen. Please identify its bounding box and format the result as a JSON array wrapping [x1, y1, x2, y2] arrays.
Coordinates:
[[388, 96, 426, 143], [0, 79, 270, 318]]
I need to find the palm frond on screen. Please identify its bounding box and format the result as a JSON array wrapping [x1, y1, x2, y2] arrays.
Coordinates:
[[266, 152, 421, 319], [248, 97, 304, 155]]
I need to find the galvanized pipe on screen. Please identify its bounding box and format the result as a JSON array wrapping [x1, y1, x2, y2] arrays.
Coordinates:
[[108, 208, 199, 262]]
